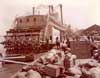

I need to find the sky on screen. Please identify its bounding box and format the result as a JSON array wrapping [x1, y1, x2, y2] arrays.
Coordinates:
[[0, 0, 100, 35]]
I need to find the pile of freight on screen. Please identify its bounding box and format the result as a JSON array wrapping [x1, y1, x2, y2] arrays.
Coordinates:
[[12, 43, 100, 78]]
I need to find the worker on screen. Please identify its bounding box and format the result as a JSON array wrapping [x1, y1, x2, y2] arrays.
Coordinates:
[[56, 37, 60, 49], [64, 48, 71, 55], [66, 38, 70, 48], [60, 41, 67, 52], [63, 54, 71, 70], [90, 42, 98, 57], [70, 54, 77, 67], [51, 51, 65, 67]]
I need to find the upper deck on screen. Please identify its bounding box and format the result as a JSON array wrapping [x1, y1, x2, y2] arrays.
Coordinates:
[[15, 15, 47, 30]]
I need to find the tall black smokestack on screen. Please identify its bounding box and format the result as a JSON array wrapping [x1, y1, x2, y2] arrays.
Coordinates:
[[59, 4, 63, 24], [32, 7, 35, 15]]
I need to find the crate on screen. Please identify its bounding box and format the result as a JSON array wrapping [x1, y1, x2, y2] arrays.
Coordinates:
[[45, 64, 61, 77]]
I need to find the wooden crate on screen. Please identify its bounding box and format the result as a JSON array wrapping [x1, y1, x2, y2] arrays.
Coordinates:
[[45, 64, 61, 77]]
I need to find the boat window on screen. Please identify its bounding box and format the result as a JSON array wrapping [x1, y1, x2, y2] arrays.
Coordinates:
[[33, 18, 36, 22], [26, 18, 29, 22], [20, 19, 22, 23]]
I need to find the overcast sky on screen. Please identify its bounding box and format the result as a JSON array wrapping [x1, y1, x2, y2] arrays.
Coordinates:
[[0, 0, 100, 35]]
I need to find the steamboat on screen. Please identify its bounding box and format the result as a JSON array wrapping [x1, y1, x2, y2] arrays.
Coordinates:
[[1, 4, 100, 78], [2, 4, 66, 57], [0, 4, 70, 78]]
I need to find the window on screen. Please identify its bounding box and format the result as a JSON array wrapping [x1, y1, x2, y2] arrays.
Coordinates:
[[26, 18, 29, 22], [33, 18, 36, 22], [19, 19, 22, 23]]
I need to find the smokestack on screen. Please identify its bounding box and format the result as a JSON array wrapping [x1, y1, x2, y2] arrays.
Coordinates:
[[51, 5, 54, 14], [32, 7, 35, 15], [59, 4, 63, 24]]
